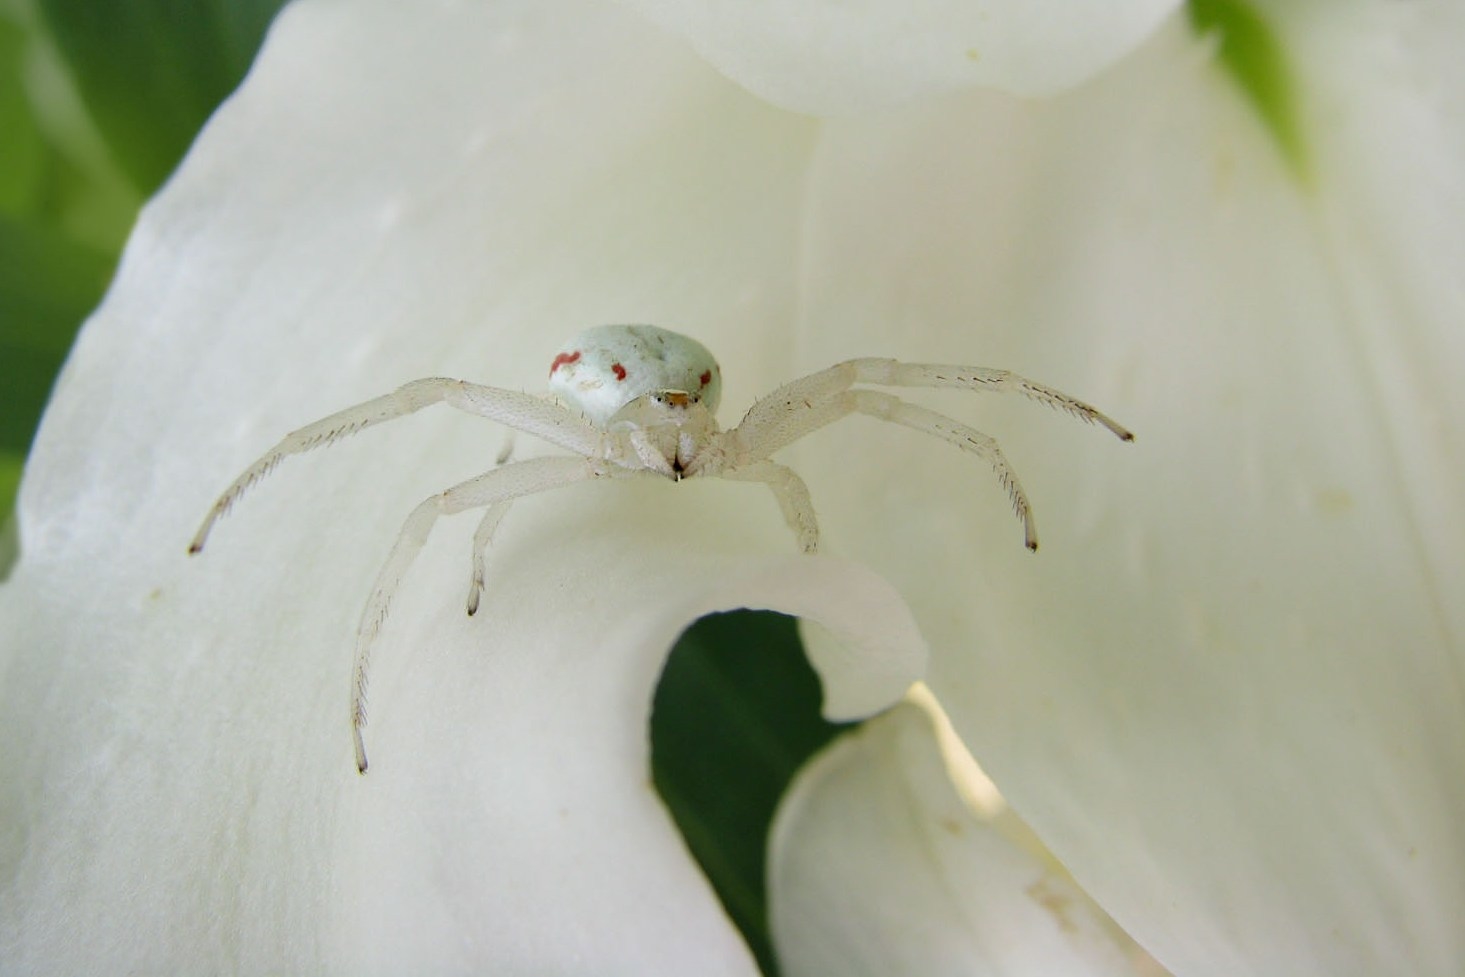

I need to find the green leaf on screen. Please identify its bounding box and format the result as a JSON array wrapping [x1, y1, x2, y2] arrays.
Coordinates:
[[0, 16, 48, 215], [0, 449, 20, 534], [0, 6, 139, 252], [1188, 0, 1310, 182], [0, 450, 20, 574], [36, 0, 289, 194], [0, 451, 21, 513], [652, 611, 854, 977], [0, 215, 113, 453]]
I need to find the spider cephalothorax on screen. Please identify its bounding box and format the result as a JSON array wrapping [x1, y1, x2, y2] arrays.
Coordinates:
[[191, 324, 1132, 771]]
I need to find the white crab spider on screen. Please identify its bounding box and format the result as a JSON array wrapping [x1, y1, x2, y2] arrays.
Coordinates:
[[190, 324, 1132, 772]]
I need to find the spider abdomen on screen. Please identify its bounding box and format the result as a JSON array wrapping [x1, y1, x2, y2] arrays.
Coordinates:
[[547, 324, 722, 427]]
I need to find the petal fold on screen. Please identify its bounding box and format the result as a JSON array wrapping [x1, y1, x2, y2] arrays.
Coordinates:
[[620, 0, 1181, 112], [769, 703, 1138, 976], [789, 8, 1465, 973]]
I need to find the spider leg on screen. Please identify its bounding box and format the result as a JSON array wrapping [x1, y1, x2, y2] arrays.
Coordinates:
[[722, 356, 1130, 549], [463, 438, 518, 616], [628, 429, 676, 476], [729, 382, 1040, 549], [465, 503, 512, 616], [728, 362, 860, 462], [850, 390, 1037, 550], [728, 359, 1133, 466], [189, 378, 604, 553], [719, 460, 819, 553], [351, 454, 613, 774], [848, 359, 1134, 442]]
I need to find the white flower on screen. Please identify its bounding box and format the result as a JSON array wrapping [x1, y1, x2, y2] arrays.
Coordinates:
[[2, 1, 1462, 974], [771, 2, 1465, 973]]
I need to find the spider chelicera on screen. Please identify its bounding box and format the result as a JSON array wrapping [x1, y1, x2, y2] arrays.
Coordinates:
[[190, 324, 1133, 771]]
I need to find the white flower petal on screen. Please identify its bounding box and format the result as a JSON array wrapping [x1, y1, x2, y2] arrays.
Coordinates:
[[790, 7, 1465, 973], [620, 0, 1181, 113], [770, 703, 1137, 976], [0, 0, 928, 970]]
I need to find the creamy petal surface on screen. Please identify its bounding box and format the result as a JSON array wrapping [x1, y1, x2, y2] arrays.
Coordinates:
[[0, 1, 928, 971], [770, 704, 1138, 976], [791, 7, 1465, 974], [620, 0, 1180, 111]]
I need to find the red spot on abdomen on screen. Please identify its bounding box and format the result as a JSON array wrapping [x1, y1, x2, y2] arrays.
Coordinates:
[[699, 370, 712, 387], [612, 363, 627, 381], [550, 350, 581, 376]]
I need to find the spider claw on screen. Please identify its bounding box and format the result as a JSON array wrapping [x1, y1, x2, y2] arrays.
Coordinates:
[[188, 516, 217, 554], [353, 727, 369, 774], [1023, 517, 1039, 552]]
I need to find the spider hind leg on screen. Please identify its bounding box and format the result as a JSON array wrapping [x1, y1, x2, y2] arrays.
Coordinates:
[[350, 455, 608, 773]]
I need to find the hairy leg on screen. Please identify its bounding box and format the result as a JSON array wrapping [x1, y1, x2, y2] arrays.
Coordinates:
[[719, 459, 820, 553], [465, 503, 512, 617], [851, 390, 1037, 550], [730, 383, 1040, 549], [351, 455, 612, 773], [728, 357, 1132, 470], [849, 359, 1134, 441], [728, 363, 859, 463], [190, 378, 604, 553]]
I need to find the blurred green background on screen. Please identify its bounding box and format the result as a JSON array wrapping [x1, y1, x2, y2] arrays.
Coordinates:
[[0, 0, 286, 520]]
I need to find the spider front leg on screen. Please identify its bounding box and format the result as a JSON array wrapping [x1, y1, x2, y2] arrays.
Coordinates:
[[849, 359, 1135, 442], [351, 455, 625, 774], [189, 378, 604, 553], [719, 459, 820, 553], [725, 358, 1131, 551], [466, 503, 512, 616], [851, 390, 1038, 549], [465, 437, 518, 616]]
